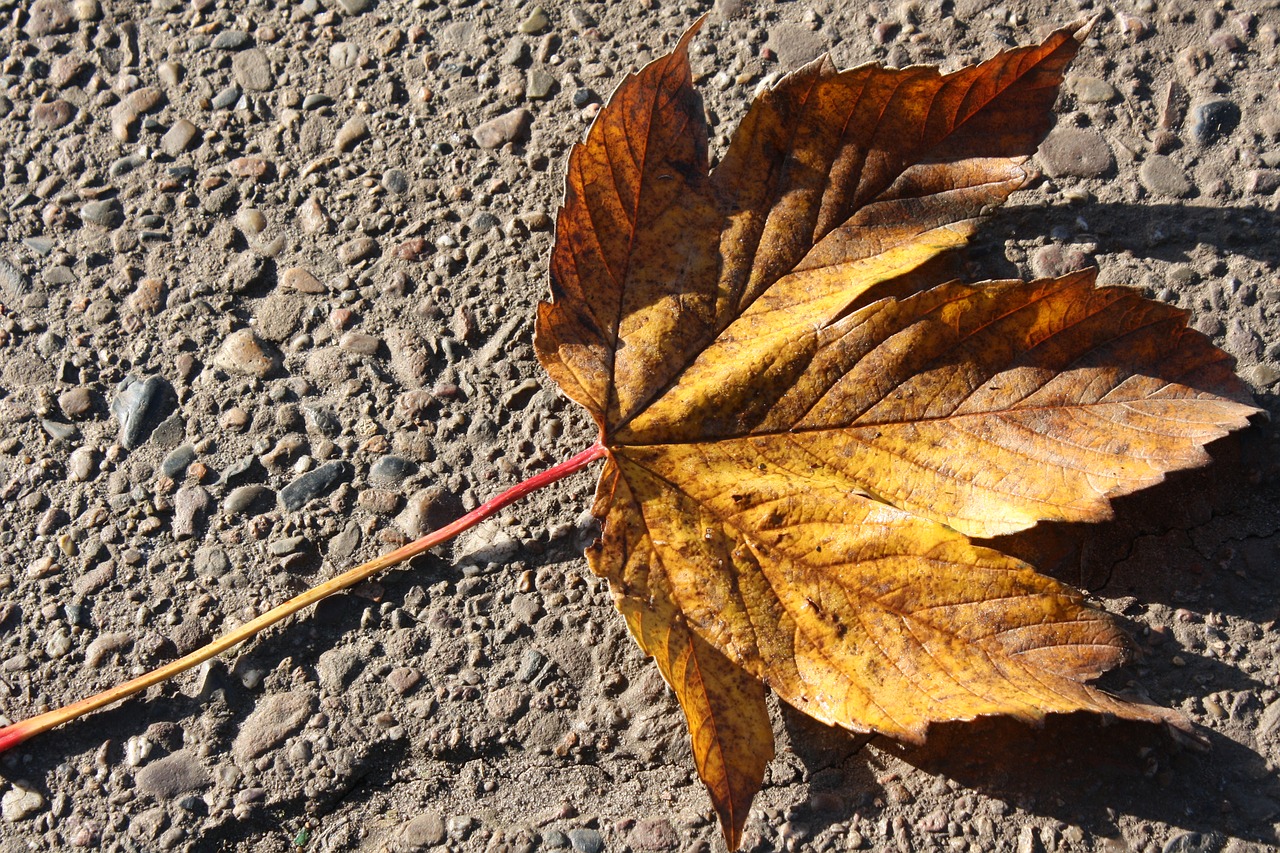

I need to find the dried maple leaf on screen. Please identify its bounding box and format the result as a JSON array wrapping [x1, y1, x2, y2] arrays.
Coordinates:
[[535, 20, 1259, 848]]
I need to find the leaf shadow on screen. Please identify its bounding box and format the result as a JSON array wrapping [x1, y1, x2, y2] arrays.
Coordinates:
[[978, 201, 1280, 272]]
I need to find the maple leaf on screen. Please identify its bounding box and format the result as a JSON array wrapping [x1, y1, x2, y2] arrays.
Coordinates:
[[535, 20, 1259, 849]]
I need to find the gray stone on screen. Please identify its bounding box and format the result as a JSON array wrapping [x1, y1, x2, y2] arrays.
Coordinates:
[[81, 198, 123, 228], [232, 691, 314, 762], [224, 484, 273, 515], [334, 0, 371, 13], [567, 828, 604, 853], [1138, 155, 1193, 198], [1246, 169, 1280, 195], [766, 23, 827, 66], [628, 818, 678, 851], [1190, 100, 1240, 145], [161, 444, 197, 479], [232, 49, 273, 91], [369, 455, 416, 485], [173, 485, 210, 539], [279, 461, 350, 510], [526, 70, 557, 100], [212, 29, 251, 50], [1162, 832, 1222, 853], [317, 646, 362, 692], [382, 169, 409, 195], [211, 85, 241, 110], [1038, 127, 1114, 179], [111, 375, 176, 449], [472, 109, 532, 149], [135, 751, 209, 798], [1070, 74, 1118, 104], [194, 546, 230, 579]]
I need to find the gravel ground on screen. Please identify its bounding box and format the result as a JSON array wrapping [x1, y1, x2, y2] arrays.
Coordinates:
[[1, 0, 1279, 851]]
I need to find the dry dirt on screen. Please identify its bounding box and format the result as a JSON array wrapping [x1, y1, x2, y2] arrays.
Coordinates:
[[1, 0, 1279, 852]]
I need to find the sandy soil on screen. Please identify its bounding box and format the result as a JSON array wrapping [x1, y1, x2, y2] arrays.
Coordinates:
[[0, 0, 1278, 851]]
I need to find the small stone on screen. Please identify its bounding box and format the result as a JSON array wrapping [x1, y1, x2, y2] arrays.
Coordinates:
[[1030, 245, 1091, 279], [67, 446, 99, 481], [485, 684, 531, 723], [211, 85, 242, 110], [1190, 100, 1241, 145], [918, 810, 947, 833], [338, 236, 378, 264], [394, 237, 429, 261], [387, 666, 421, 695], [1038, 127, 1114, 179], [228, 157, 271, 179], [279, 461, 350, 511], [33, 99, 76, 129], [1070, 75, 1118, 104], [567, 828, 604, 853], [86, 632, 132, 667], [330, 41, 361, 70], [1246, 169, 1280, 195], [526, 70, 557, 100], [111, 375, 176, 449], [214, 329, 280, 378], [49, 55, 89, 87], [135, 751, 209, 798], [335, 116, 369, 152], [1139, 155, 1193, 198], [281, 267, 326, 293], [382, 169, 409, 195], [1, 782, 46, 823], [211, 29, 252, 50], [194, 546, 230, 579], [81, 199, 123, 229], [627, 819, 678, 851], [268, 535, 308, 557], [161, 118, 199, 156], [232, 691, 314, 762], [334, 0, 371, 13], [369, 455, 416, 485], [127, 277, 166, 314], [173, 485, 210, 539], [59, 387, 94, 419], [161, 444, 197, 478], [232, 48, 274, 91], [398, 813, 447, 848], [24, 0, 73, 38], [395, 487, 457, 538], [225, 485, 273, 515], [1163, 833, 1221, 853], [519, 6, 549, 34], [1245, 364, 1280, 387], [472, 109, 533, 149], [298, 197, 332, 234]]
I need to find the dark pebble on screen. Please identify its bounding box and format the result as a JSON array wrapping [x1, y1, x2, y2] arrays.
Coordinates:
[[303, 406, 341, 437], [81, 199, 123, 229], [161, 443, 197, 478], [369, 454, 417, 485], [41, 419, 77, 441], [568, 828, 604, 853], [302, 93, 333, 109], [382, 169, 409, 195], [279, 461, 350, 511], [211, 85, 241, 110], [1190, 100, 1240, 145], [110, 375, 176, 449], [571, 88, 597, 108]]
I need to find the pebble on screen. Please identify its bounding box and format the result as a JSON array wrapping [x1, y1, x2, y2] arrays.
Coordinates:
[[81, 199, 123, 229], [472, 109, 532, 149], [86, 632, 132, 667], [387, 666, 421, 695], [67, 447, 98, 482], [33, 99, 76, 129], [111, 375, 176, 449], [338, 236, 378, 264], [627, 818, 678, 851], [335, 116, 368, 152], [334, 0, 371, 14], [24, 0, 73, 38], [382, 168, 409, 195], [1190, 100, 1240, 145], [1070, 75, 1118, 105], [1246, 169, 1280, 195], [128, 277, 166, 314], [214, 329, 280, 378], [1, 782, 46, 823], [59, 387, 94, 419], [232, 49, 274, 91], [397, 813, 447, 847], [1030, 245, 1090, 279], [298, 197, 332, 234], [1163, 832, 1220, 853], [281, 267, 326, 293], [369, 455, 416, 485], [519, 6, 549, 34], [224, 485, 273, 515], [1139, 155, 1193, 198], [194, 546, 230, 579], [231, 691, 314, 762], [135, 750, 209, 798], [212, 30, 252, 51], [211, 85, 241, 110], [268, 535, 307, 557], [1038, 127, 1113, 179], [527, 70, 557, 100], [173, 486, 210, 539], [279, 460, 349, 510], [330, 42, 361, 70], [161, 118, 199, 155], [317, 646, 362, 691], [567, 828, 604, 853], [161, 444, 197, 478], [395, 487, 454, 537]]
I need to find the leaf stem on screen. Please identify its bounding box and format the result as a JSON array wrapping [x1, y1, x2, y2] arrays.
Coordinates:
[[0, 442, 609, 754]]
